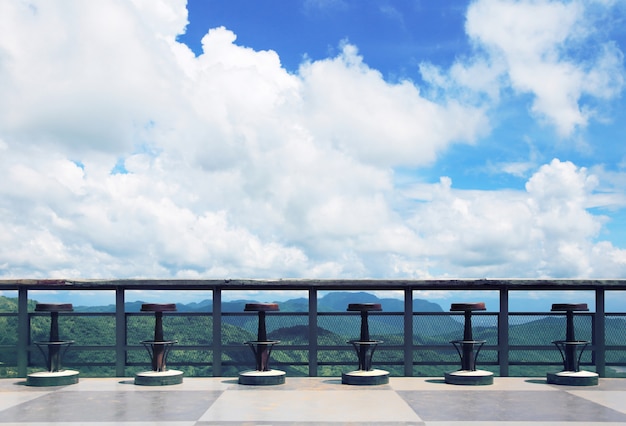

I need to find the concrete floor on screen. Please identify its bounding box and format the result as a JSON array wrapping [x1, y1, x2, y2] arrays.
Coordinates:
[[0, 376, 626, 425]]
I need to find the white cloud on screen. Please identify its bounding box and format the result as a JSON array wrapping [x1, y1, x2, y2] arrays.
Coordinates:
[[129, 0, 188, 38], [423, 0, 625, 137], [300, 43, 489, 167], [402, 159, 626, 278], [0, 0, 625, 281]]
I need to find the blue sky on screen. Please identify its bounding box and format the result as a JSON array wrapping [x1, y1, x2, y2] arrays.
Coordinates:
[[1, 0, 626, 289], [178, 0, 470, 77]]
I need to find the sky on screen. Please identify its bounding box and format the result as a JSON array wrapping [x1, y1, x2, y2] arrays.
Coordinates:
[[1, 0, 626, 288]]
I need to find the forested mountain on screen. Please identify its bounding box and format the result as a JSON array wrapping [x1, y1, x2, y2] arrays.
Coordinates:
[[1, 294, 624, 378], [74, 291, 444, 313]]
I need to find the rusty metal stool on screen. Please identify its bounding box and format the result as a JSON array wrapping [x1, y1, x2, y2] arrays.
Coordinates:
[[342, 303, 389, 385], [547, 303, 598, 386], [27, 303, 79, 386], [135, 303, 183, 386], [444, 302, 493, 385], [239, 303, 285, 385]]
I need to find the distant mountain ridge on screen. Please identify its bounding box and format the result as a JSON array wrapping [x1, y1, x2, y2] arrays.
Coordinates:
[[76, 291, 444, 313], [3, 294, 625, 379]]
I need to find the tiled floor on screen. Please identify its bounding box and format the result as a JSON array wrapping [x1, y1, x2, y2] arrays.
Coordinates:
[[1, 377, 626, 425]]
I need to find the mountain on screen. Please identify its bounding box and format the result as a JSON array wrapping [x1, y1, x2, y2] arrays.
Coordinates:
[[75, 292, 444, 313], [316, 291, 443, 312]]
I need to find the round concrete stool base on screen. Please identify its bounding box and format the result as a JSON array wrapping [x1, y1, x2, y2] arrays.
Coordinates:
[[134, 370, 184, 386], [547, 370, 598, 386], [27, 370, 79, 387], [342, 369, 389, 385], [238, 369, 286, 385], [445, 370, 494, 385]]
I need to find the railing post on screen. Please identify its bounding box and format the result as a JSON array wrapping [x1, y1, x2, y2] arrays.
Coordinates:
[[115, 288, 126, 377], [17, 288, 29, 377], [308, 289, 318, 376], [212, 288, 222, 376], [595, 288, 606, 377], [498, 288, 509, 377], [404, 288, 413, 376]]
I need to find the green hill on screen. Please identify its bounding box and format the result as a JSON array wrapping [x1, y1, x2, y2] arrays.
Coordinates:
[[0, 294, 619, 378]]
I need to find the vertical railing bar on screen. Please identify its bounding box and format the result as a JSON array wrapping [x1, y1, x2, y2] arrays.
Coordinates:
[[17, 288, 29, 377], [5, 281, 626, 378], [595, 287, 606, 377], [308, 288, 318, 377], [404, 288, 413, 377], [498, 287, 509, 377], [115, 287, 126, 377], [212, 288, 222, 377]]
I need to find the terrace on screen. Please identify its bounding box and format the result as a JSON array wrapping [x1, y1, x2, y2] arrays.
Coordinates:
[[1, 278, 626, 424]]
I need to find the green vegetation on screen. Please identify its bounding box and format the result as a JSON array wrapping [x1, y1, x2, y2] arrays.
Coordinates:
[[1, 294, 625, 378]]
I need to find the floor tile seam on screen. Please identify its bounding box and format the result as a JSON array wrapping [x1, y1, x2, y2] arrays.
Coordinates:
[[395, 389, 566, 394], [561, 389, 626, 414], [421, 423, 626, 426], [389, 388, 562, 392], [216, 388, 401, 393], [223, 386, 398, 391], [57, 388, 226, 392], [397, 389, 626, 423]]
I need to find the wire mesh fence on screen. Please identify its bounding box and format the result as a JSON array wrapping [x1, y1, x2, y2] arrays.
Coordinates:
[[1, 281, 626, 378]]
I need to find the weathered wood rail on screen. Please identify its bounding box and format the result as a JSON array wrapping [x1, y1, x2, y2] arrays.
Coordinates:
[[1, 279, 625, 377]]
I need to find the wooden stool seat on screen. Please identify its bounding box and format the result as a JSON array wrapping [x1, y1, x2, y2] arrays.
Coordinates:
[[141, 303, 177, 312], [244, 303, 279, 312], [35, 303, 73, 312], [551, 303, 588, 312], [450, 302, 486, 312], [347, 303, 382, 312]]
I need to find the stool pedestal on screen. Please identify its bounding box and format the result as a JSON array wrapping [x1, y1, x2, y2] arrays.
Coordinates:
[[444, 302, 493, 385], [135, 303, 183, 386], [27, 303, 79, 386], [547, 303, 598, 386], [239, 303, 285, 385], [342, 303, 389, 385]]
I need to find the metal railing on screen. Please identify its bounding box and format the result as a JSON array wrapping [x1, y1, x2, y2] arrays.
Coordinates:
[[1, 279, 626, 378]]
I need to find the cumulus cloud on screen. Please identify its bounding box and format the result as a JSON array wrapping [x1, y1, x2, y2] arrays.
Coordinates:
[[403, 159, 626, 278], [0, 0, 625, 281], [423, 0, 625, 137], [300, 43, 489, 166]]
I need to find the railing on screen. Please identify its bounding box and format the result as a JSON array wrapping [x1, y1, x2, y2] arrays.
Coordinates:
[[1, 279, 626, 378]]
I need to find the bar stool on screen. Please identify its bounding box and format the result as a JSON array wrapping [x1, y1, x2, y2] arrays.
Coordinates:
[[444, 302, 493, 385], [547, 303, 598, 386], [342, 303, 389, 385], [239, 303, 285, 385], [27, 303, 79, 386], [134, 303, 183, 386]]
